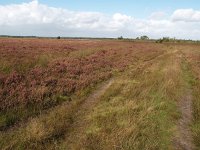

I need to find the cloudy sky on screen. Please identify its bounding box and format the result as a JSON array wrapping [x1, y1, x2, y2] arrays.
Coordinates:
[[1, 0, 200, 39]]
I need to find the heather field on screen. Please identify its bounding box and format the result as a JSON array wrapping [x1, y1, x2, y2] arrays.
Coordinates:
[[0, 38, 200, 149]]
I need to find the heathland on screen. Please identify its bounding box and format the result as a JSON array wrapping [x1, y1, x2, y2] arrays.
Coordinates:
[[0, 38, 200, 149]]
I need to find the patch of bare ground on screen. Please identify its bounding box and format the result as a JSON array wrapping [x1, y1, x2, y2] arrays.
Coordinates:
[[174, 90, 194, 150], [77, 79, 114, 115]]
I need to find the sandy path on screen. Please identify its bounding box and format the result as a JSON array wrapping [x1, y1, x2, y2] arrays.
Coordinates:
[[173, 83, 194, 149], [172, 47, 195, 150]]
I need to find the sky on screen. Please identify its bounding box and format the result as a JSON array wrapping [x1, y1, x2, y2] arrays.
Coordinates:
[[0, 0, 200, 39]]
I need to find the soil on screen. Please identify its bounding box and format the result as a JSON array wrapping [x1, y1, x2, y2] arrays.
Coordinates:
[[174, 90, 195, 150]]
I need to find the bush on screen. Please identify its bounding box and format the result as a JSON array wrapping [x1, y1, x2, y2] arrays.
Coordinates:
[[118, 36, 123, 40]]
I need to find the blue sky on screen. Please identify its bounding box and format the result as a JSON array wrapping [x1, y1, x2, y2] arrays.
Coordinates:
[[1, 0, 200, 18], [1, 0, 200, 39]]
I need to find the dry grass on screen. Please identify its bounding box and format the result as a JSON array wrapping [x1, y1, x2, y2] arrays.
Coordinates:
[[58, 47, 184, 149], [1, 40, 200, 149]]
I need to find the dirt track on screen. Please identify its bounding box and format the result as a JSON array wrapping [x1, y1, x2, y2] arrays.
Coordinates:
[[174, 90, 194, 150], [63, 79, 114, 149]]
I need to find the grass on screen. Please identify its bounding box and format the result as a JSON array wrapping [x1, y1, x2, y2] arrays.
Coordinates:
[[0, 82, 101, 149], [0, 60, 12, 74], [58, 48, 183, 149], [192, 81, 200, 148], [68, 48, 102, 58], [182, 61, 200, 148], [0, 94, 67, 130], [181, 48, 200, 148], [2, 39, 200, 149], [0, 54, 51, 74]]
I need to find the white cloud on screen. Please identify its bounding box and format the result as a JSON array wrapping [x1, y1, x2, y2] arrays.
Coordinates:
[[172, 9, 200, 22], [0, 0, 134, 36], [0, 0, 200, 39]]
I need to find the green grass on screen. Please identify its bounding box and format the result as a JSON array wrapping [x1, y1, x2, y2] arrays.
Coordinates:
[[0, 60, 12, 74]]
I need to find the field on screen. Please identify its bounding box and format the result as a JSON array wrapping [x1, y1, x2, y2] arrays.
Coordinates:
[[0, 38, 200, 149]]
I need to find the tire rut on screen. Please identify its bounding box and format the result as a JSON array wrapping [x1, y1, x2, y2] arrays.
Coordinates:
[[174, 90, 194, 150], [63, 79, 114, 148]]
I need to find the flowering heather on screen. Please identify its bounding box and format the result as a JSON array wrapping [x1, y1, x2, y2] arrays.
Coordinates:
[[0, 38, 163, 113]]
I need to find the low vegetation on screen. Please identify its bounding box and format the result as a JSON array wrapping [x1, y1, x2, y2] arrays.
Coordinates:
[[179, 45, 200, 149], [0, 38, 200, 149]]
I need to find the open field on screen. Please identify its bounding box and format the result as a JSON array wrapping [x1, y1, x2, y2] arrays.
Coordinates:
[[0, 38, 200, 149]]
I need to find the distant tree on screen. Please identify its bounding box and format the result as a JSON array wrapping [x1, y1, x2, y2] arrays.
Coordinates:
[[118, 36, 123, 40], [162, 37, 170, 42], [156, 37, 171, 43], [57, 36, 61, 39], [156, 39, 163, 43], [136, 37, 140, 40], [140, 35, 149, 40]]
